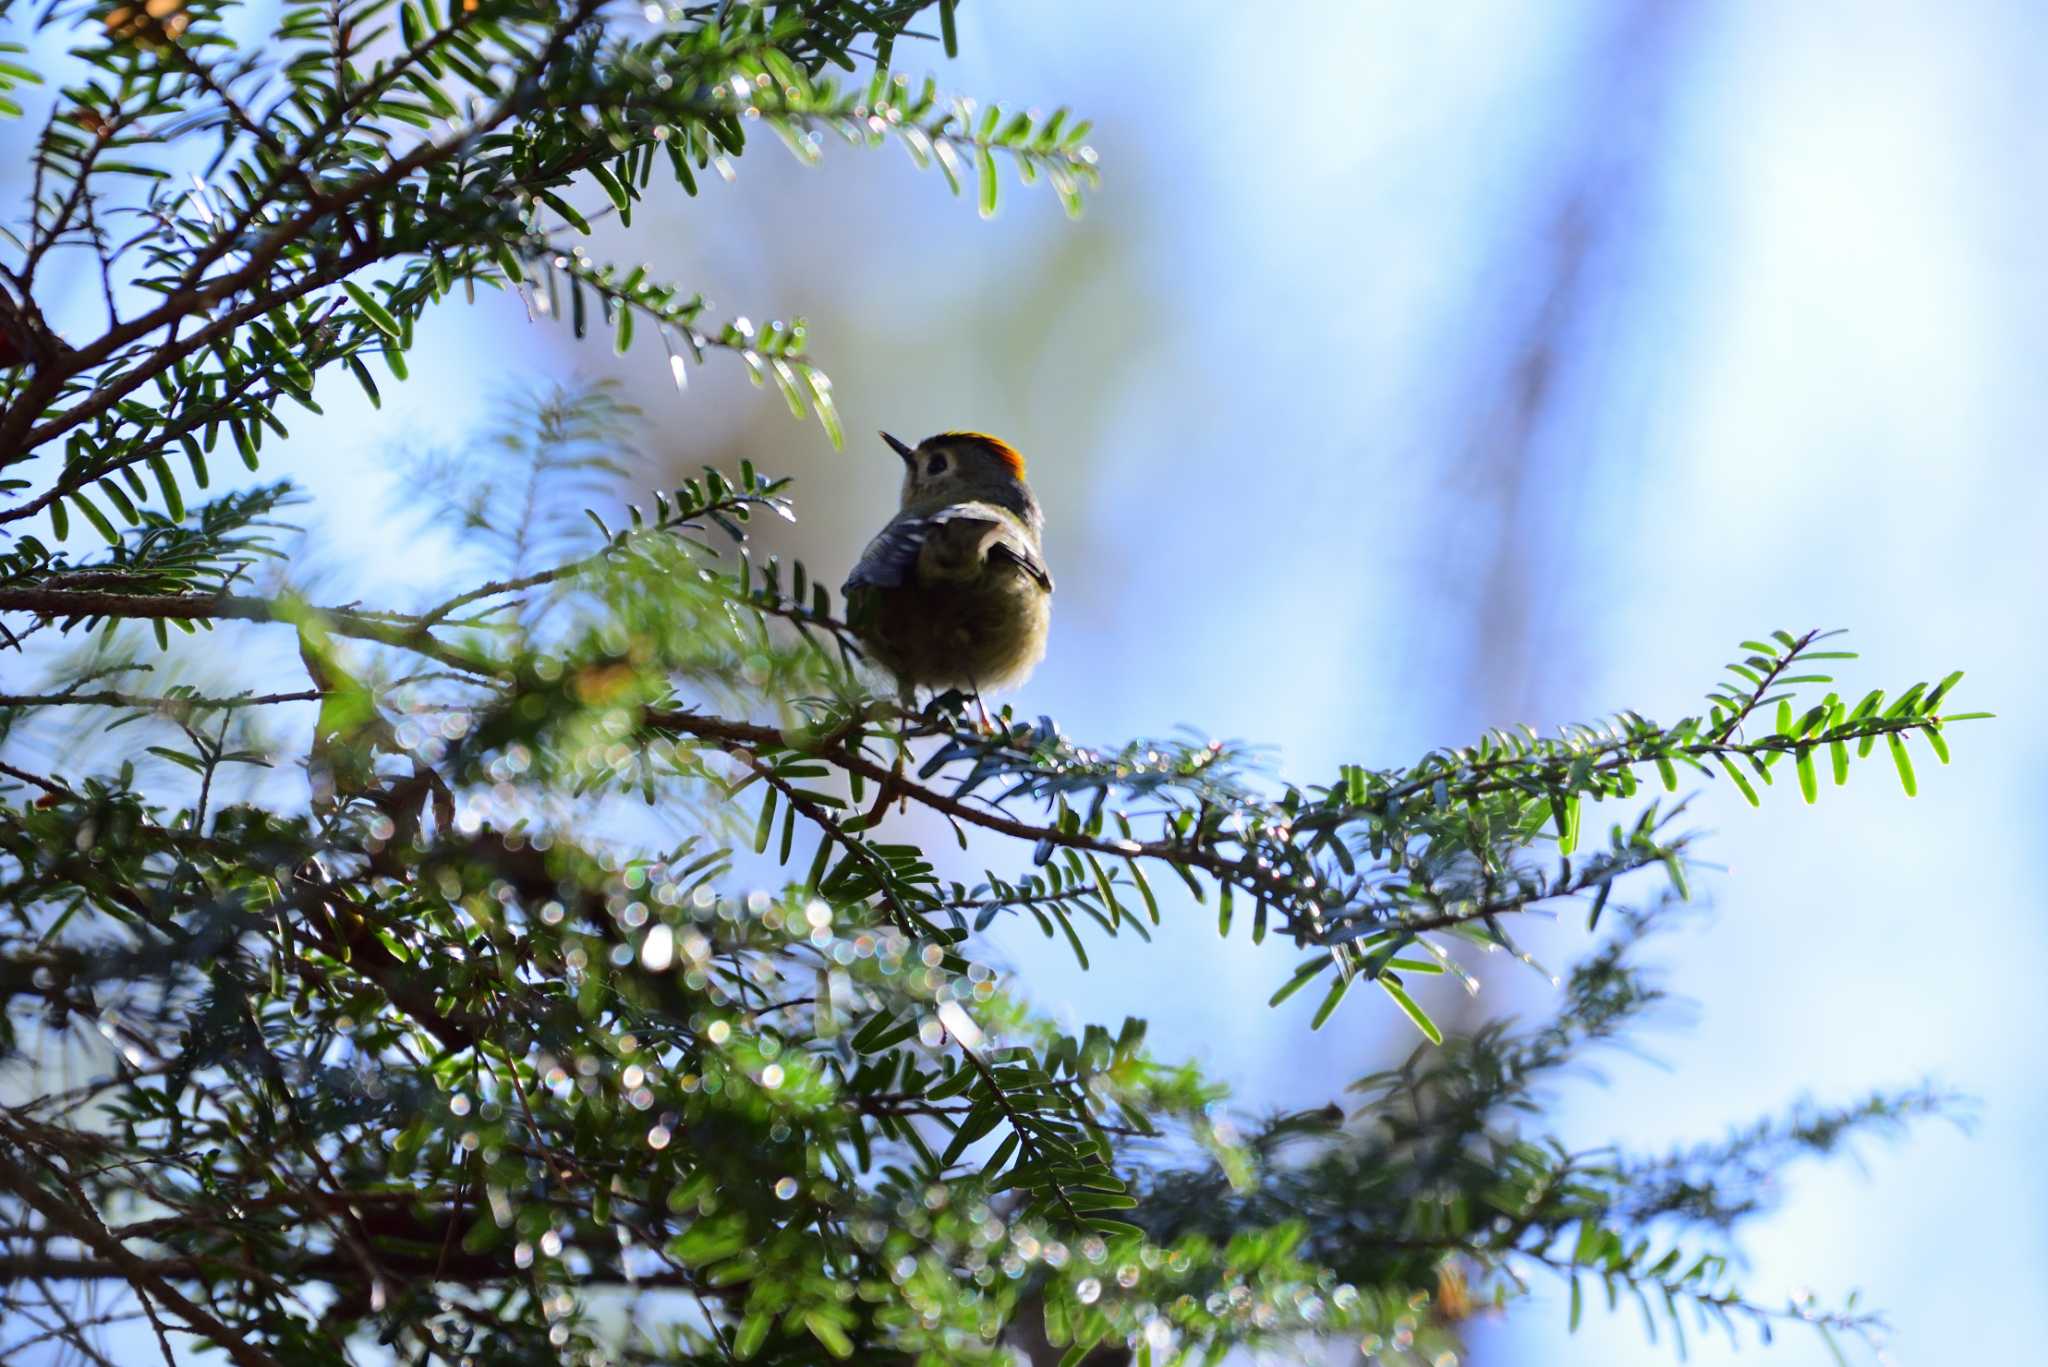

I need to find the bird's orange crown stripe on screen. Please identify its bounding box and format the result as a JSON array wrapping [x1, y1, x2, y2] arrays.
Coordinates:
[[939, 431, 1027, 479]]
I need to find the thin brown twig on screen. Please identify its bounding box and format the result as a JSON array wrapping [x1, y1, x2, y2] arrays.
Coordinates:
[[0, 689, 324, 711], [0, 1308, 148, 1362], [0, 759, 73, 798], [414, 489, 785, 626], [0, 587, 491, 677], [951, 1038, 1084, 1224], [12, 1283, 130, 1367], [160, 43, 358, 254], [22, 107, 126, 285], [171, 0, 484, 296], [731, 750, 918, 935]]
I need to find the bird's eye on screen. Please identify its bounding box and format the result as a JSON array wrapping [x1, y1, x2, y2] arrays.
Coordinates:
[[925, 453, 949, 477]]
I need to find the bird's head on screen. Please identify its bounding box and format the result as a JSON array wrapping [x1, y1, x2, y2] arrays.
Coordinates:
[[883, 431, 1038, 524]]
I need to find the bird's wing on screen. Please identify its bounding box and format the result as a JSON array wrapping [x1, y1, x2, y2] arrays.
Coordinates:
[[987, 530, 1053, 592], [843, 512, 931, 592], [844, 503, 1050, 593], [946, 503, 1051, 592]]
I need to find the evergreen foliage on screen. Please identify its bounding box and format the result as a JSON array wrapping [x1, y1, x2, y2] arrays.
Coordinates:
[[0, 2, 1983, 1362]]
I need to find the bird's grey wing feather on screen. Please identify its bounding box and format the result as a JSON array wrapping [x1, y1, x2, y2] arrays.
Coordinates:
[[949, 504, 1051, 591], [844, 503, 1051, 592], [988, 536, 1052, 593], [843, 514, 932, 592]]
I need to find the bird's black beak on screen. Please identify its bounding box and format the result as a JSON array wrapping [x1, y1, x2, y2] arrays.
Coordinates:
[[880, 431, 916, 468]]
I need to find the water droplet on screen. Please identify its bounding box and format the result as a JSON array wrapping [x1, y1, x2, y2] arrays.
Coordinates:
[[1075, 1277, 1102, 1305], [774, 1176, 798, 1200], [647, 1124, 671, 1149], [760, 1063, 784, 1089]]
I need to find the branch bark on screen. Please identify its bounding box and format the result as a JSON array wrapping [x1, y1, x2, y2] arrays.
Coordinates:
[[0, 587, 493, 677]]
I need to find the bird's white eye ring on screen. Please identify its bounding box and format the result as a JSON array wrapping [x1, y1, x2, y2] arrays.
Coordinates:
[[925, 453, 949, 477]]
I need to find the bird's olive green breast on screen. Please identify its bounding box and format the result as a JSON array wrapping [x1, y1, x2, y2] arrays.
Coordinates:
[[847, 555, 1050, 692]]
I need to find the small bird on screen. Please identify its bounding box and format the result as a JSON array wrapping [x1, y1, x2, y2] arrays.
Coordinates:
[[842, 431, 1053, 717]]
